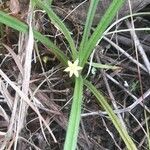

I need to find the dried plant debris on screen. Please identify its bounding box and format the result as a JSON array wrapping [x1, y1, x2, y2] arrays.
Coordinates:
[[0, 0, 150, 149], [54, 0, 150, 25]]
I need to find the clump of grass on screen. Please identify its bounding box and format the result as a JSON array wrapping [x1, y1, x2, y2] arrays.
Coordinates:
[[1, 0, 149, 149]]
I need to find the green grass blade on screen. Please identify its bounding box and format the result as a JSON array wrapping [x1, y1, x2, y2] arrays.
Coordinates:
[[64, 76, 83, 150], [79, 0, 100, 53], [0, 11, 27, 32], [44, 0, 53, 5], [34, 31, 67, 65], [79, 0, 125, 67], [144, 110, 150, 149], [84, 79, 137, 150], [87, 62, 120, 70], [32, 0, 77, 60], [0, 10, 67, 65]]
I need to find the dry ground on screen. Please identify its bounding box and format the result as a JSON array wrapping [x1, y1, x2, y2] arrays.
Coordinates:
[[0, 0, 150, 149]]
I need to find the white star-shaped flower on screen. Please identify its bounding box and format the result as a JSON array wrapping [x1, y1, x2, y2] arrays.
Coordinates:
[[64, 59, 83, 77]]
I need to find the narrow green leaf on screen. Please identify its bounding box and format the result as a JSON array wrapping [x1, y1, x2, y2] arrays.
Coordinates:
[[64, 76, 83, 150], [144, 110, 150, 149], [79, 0, 100, 53], [32, 0, 77, 60], [0, 11, 27, 32], [84, 79, 137, 150], [44, 0, 53, 5], [0, 10, 67, 65], [87, 62, 120, 70], [79, 0, 125, 67]]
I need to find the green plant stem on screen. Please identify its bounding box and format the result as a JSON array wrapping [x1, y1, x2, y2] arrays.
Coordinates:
[[64, 76, 83, 150]]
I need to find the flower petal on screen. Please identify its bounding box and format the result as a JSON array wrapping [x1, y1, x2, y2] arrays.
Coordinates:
[[76, 66, 83, 71], [74, 70, 79, 77], [69, 70, 74, 77], [64, 67, 70, 72], [74, 59, 79, 66], [64, 59, 82, 77], [68, 60, 72, 66]]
